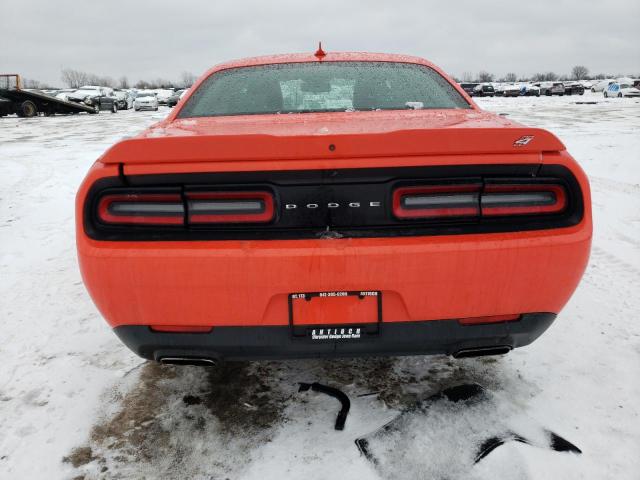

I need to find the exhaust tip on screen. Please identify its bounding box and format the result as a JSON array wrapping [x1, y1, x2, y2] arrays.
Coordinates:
[[159, 356, 217, 367], [453, 346, 512, 359]]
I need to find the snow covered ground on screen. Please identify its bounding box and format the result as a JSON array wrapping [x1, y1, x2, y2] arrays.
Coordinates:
[[1, 92, 639, 479]]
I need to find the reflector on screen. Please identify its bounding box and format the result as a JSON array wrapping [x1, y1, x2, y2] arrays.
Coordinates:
[[458, 314, 520, 325]]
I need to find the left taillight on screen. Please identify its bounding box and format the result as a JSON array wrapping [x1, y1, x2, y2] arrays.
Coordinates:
[[95, 190, 275, 227], [97, 193, 184, 225]]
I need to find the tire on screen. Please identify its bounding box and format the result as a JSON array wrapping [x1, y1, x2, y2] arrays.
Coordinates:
[[18, 100, 38, 118], [135, 107, 140, 111], [154, 107, 158, 111], [604, 92, 608, 98], [618, 93, 622, 98], [111, 102, 118, 113], [591, 88, 596, 92]]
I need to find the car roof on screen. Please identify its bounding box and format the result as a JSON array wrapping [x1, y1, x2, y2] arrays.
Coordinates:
[[208, 51, 439, 71]]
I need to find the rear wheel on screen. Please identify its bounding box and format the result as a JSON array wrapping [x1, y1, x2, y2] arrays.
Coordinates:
[[617, 93, 622, 98], [111, 102, 118, 113], [603, 92, 608, 98], [18, 100, 38, 118]]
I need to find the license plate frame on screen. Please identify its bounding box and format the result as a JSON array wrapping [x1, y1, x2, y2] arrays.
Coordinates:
[[288, 290, 383, 339]]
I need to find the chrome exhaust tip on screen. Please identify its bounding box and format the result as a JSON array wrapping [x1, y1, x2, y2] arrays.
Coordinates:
[[453, 346, 512, 359], [159, 357, 217, 367]]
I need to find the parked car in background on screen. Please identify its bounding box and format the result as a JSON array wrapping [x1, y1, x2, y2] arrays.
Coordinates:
[[114, 90, 133, 110], [53, 89, 77, 101], [459, 83, 479, 96], [604, 82, 640, 98], [539, 82, 565, 96], [151, 89, 174, 105], [520, 84, 540, 96], [167, 89, 186, 107], [591, 79, 614, 92], [500, 84, 520, 97], [133, 91, 159, 111], [472, 83, 494, 97], [67, 86, 118, 112], [563, 82, 585, 95]]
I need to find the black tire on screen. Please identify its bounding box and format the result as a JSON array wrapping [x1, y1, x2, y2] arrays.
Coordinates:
[[155, 107, 158, 111], [604, 92, 608, 98], [18, 100, 38, 118], [111, 102, 118, 113], [618, 93, 622, 98]]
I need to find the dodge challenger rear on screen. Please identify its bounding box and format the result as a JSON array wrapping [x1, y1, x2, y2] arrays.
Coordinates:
[[76, 51, 592, 365]]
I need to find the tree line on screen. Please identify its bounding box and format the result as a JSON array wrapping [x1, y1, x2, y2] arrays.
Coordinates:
[[59, 69, 197, 90], [458, 66, 635, 83]]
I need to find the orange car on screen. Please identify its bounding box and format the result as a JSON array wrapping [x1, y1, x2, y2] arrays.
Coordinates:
[[76, 50, 591, 365]]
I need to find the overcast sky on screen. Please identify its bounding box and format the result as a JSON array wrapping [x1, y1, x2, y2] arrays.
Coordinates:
[[2, 0, 639, 86]]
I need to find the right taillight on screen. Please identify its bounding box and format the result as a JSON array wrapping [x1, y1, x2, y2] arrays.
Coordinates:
[[392, 181, 567, 220], [481, 183, 567, 217]]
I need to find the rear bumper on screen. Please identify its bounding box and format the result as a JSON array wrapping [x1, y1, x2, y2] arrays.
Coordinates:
[[114, 312, 556, 361]]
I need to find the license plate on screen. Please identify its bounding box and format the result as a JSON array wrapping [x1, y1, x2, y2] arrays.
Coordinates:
[[288, 290, 382, 339]]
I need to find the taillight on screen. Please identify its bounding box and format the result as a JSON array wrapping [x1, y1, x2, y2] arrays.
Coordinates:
[[186, 191, 274, 224], [392, 182, 567, 220], [481, 183, 566, 216], [392, 184, 481, 219], [97, 193, 184, 225], [96, 190, 275, 226]]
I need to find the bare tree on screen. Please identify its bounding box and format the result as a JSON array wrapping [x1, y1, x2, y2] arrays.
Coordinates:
[[461, 71, 474, 82], [504, 72, 517, 83], [119, 76, 129, 89], [135, 80, 151, 89], [477, 71, 494, 83], [22, 78, 48, 89], [571, 65, 589, 80], [61, 68, 89, 88], [179, 71, 197, 88]]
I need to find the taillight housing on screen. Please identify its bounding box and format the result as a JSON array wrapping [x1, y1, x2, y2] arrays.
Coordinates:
[[85, 165, 583, 241]]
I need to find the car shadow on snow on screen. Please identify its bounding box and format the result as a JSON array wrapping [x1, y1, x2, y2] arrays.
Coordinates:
[[63, 354, 537, 479]]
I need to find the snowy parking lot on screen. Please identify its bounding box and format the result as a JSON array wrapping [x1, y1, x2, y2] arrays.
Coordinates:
[[1, 93, 639, 479]]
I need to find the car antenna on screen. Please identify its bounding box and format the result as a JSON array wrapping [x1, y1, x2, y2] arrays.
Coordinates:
[[314, 41, 326, 60]]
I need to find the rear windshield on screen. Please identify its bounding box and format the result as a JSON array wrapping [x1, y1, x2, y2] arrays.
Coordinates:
[[178, 62, 470, 118]]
